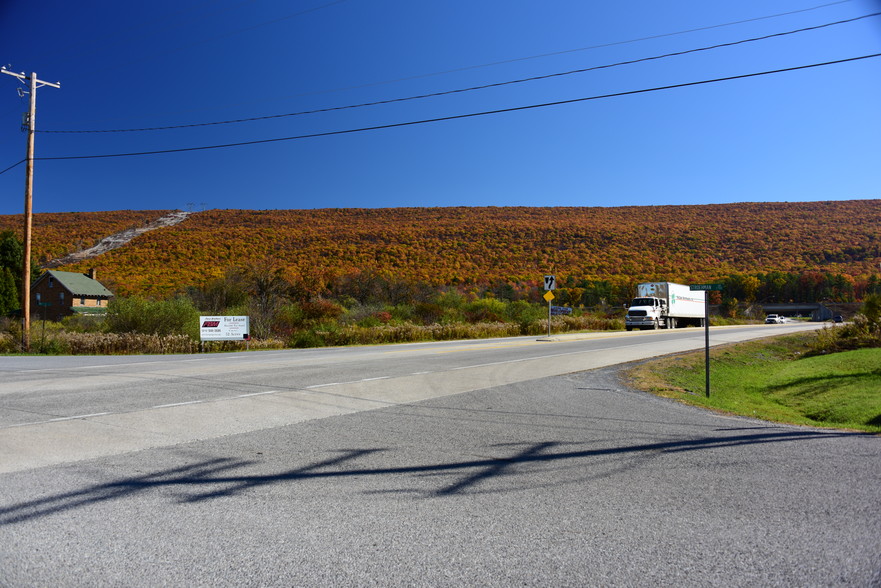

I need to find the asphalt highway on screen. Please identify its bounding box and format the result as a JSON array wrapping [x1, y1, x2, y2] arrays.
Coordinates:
[[0, 323, 823, 472], [1, 322, 878, 586]]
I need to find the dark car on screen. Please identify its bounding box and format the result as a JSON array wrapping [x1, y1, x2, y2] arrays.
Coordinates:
[[833, 315, 843, 323]]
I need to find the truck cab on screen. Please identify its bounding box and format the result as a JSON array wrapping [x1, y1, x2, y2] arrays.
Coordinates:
[[626, 296, 666, 330]]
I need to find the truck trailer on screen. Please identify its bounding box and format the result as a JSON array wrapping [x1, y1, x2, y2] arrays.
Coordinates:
[[625, 282, 706, 331]]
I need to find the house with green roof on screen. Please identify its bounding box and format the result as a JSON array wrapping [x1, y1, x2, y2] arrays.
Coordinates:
[[31, 269, 114, 321]]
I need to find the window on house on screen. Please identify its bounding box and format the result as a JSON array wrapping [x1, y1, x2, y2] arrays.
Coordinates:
[[48, 277, 54, 288], [80, 297, 86, 305], [59, 292, 65, 302]]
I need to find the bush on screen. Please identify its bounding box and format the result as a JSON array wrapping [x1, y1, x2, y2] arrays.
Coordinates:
[[106, 296, 200, 339], [301, 299, 344, 321], [49, 332, 197, 355], [0, 331, 17, 353], [506, 300, 545, 326], [809, 295, 881, 355], [61, 313, 107, 333], [464, 298, 507, 323]]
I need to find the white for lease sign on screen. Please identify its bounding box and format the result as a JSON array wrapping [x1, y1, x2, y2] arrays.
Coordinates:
[[200, 316, 250, 341]]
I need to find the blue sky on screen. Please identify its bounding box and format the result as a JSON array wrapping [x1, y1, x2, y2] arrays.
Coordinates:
[[1, 0, 879, 214]]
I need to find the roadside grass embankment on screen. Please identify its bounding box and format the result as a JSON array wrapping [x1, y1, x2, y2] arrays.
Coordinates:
[[626, 331, 881, 434]]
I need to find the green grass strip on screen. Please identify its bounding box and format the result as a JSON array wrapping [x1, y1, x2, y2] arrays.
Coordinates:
[[627, 332, 881, 433]]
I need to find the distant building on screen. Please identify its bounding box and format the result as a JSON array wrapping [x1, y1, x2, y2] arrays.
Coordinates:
[[31, 269, 114, 321]]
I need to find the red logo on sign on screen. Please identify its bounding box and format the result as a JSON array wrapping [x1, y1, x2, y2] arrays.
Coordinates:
[[202, 321, 220, 328]]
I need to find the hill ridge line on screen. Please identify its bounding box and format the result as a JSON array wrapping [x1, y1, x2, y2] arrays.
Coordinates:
[[41, 211, 192, 269]]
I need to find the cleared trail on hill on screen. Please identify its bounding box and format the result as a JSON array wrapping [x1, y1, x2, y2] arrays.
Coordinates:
[[41, 210, 192, 269]]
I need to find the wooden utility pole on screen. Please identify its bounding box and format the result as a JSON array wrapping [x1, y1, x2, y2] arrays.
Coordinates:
[[1, 68, 61, 351]]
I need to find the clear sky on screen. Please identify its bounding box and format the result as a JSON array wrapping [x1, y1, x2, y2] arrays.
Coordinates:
[[1, 0, 879, 214]]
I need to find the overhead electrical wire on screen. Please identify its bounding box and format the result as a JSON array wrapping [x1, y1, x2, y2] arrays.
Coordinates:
[[47, 0, 856, 128], [370, 0, 856, 81], [0, 160, 25, 176], [19, 53, 878, 165], [39, 11, 881, 134]]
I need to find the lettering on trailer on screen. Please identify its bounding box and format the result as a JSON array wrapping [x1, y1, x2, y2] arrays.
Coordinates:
[[672, 293, 706, 304]]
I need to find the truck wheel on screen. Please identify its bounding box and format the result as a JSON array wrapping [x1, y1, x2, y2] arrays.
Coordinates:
[[652, 320, 659, 330], [626, 327, 632, 332]]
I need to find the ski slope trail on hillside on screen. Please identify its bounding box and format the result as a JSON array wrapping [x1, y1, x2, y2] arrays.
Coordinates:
[[42, 211, 192, 269]]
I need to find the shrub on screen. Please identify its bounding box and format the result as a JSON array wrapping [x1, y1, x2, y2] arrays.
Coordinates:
[[301, 299, 345, 321], [0, 331, 17, 353], [506, 300, 545, 326], [106, 296, 200, 339], [464, 298, 507, 323], [413, 302, 446, 325], [61, 313, 107, 333], [808, 295, 881, 355]]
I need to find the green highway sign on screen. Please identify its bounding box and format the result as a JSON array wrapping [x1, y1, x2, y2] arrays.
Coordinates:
[[690, 283, 724, 291]]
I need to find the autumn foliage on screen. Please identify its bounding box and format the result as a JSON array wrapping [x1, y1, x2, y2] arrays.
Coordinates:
[[0, 210, 173, 265], [2, 201, 879, 301]]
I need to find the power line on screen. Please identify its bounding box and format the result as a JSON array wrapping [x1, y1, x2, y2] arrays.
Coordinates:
[[0, 159, 26, 176], [39, 12, 881, 134], [30, 53, 881, 163], [384, 0, 857, 79], [49, 0, 856, 128]]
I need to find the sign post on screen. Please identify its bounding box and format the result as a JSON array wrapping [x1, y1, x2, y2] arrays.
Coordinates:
[[543, 275, 556, 338], [38, 301, 51, 352], [689, 284, 723, 397]]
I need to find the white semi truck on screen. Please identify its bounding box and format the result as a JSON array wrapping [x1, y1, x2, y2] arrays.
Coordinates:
[[625, 282, 706, 331]]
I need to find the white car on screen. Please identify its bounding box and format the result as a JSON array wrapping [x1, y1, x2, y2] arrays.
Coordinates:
[[765, 314, 783, 324]]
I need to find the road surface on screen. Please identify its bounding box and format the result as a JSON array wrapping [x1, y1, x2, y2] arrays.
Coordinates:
[[1, 322, 878, 586]]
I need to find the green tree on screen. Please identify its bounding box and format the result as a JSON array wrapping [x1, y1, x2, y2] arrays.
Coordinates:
[[861, 294, 881, 330], [0, 231, 23, 293], [0, 267, 17, 315], [0, 231, 39, 315]]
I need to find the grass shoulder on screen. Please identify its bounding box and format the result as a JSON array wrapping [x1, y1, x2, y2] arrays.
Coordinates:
[[625, 331, 881, 434]]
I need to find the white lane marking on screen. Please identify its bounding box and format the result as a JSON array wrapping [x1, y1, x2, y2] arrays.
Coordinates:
[[6, 412, 113, 428], [153, 400, 205, 409], [235, 391, 279, 398], [48, 412, 111, 422], [306, 375, 392, 388]]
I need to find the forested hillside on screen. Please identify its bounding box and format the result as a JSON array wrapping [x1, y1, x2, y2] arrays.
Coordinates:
[[4, 201, 880, 301], [0, 210, 172, 265]]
